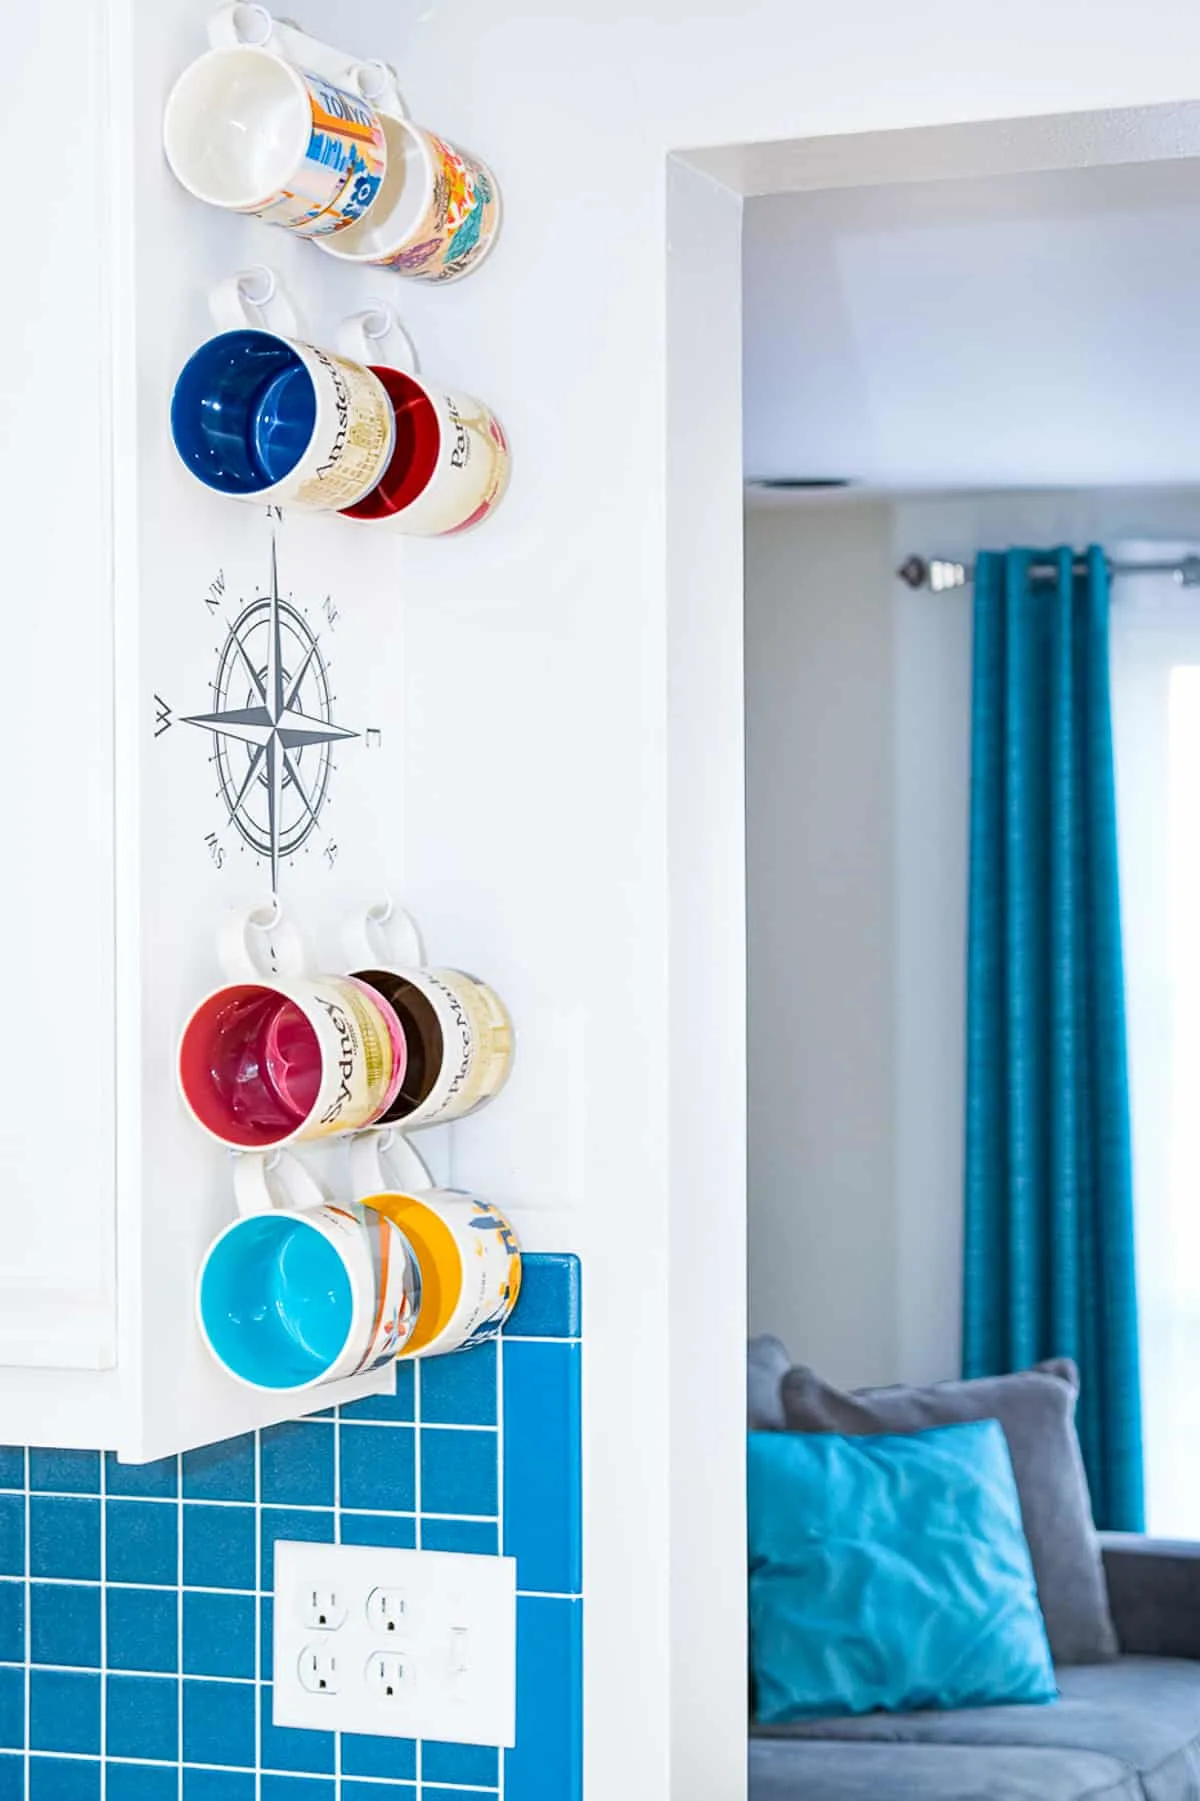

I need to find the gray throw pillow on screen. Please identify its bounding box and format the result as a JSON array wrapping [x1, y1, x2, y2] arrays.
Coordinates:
[[748, 1336, 791, 1431], [780, 1358, 1116, 1666]]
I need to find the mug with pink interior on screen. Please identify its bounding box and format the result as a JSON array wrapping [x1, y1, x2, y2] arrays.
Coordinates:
[[178, 908, 408, 1150]]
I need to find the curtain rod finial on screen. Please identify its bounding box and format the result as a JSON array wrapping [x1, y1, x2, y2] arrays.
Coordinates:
[[897, 556, 971, 592]]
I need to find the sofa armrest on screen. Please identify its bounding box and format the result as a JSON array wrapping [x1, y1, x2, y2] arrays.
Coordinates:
[[1101, 1533, 1200, 1659]]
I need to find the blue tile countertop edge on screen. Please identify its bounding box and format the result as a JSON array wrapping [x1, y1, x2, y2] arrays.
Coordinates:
[[0, 1253, 584, 1801]]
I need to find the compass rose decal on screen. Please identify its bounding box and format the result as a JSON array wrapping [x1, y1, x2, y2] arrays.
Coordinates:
[[177, 533, 358, 894]]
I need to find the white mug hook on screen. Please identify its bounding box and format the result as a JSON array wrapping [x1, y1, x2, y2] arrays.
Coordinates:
[[218, 902, 309, 984], [231, 1148, 328, 1216], [352, 58, 407, 116], [337, 306, 419, 377], [344, 896, 426, 972], [209, 266, 302, 338], [208, 3, 276, 50], [350, 1127, 435, 1201]]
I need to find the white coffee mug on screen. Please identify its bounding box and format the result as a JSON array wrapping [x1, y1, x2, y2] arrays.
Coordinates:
[[335, 309, 510, 536], [315, 114, 501, 283], [345, 900, 514, 1133], [197, 1150, 421, 1392], [171, 301, 397, 513], [163, 43, 388, 238], [351, 1132, 521, 1358], [178, 907, 408, 1150]]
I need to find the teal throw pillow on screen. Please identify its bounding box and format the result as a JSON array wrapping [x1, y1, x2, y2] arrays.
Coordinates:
[[749, 1419, 1056, 1722]]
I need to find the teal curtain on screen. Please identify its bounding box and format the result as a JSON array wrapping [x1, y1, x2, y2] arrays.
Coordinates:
[[963, 545, 1144, 1532]]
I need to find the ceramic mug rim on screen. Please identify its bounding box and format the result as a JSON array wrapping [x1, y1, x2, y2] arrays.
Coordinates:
[[163, 45, 315, 214], [176, 977, 403, 1150], [196, 1205, 366, 1393], [172, 331, 397, 510], [338, 364, 448, 525], [314, 113, 436, 264]]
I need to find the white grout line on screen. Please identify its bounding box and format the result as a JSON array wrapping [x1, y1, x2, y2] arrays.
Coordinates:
[[22, 1450, 29, 1799], [495, 1330, 507, 1801], [414, 1357, 422, 1801], [21, 1747, 497, 1790], [333, 1413, 342, 1801], [176, 1453, 184, 1801], [254, 1426, 262, 1801], [15, 1485, 487, 1512], [98, 1454, 107, 1801]]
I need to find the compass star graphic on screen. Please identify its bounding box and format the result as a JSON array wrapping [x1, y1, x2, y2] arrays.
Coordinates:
[[184, 536, 358, 894]]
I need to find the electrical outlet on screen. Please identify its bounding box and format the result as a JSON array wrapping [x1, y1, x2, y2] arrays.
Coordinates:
[[299, 1583, 347, 1632], [297, 1644, 341, 1696], [273, 1541, 516, 1744], [365, 1650, 416, 1702], [366, 1586, 411, 1637]]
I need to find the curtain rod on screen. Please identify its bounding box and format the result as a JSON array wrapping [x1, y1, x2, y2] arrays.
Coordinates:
[[897, 554, 1200, 593]]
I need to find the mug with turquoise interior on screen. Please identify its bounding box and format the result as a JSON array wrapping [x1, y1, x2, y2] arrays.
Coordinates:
[[196, 1152, 420, 1392]]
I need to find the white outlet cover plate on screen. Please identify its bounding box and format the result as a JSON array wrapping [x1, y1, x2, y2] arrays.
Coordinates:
[[274, 1541, 517, 1746]]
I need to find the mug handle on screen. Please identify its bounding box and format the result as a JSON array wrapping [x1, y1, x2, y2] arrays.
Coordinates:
[[210, 266, 303, 339], [344, 896, 426, 973], [350, 1128, 434, 1200], [218, 902, 309, 983], [233, 1149, 328, 1216], [337, 307, 420, 377]]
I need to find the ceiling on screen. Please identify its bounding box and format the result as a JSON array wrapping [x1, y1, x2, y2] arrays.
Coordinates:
[[742, 157, 1200, 493]]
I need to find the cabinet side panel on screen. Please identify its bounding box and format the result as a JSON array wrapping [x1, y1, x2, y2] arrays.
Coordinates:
[[0, 0, 117, 1364]]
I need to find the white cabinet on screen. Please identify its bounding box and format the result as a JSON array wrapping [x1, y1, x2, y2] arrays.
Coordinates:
[[0, 0, 426, 1457]]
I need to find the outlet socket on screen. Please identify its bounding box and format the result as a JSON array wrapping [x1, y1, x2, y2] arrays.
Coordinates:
[[366, 1586, 411, 1637], [365, 1649, 416, 1702], [299, 1583, 348, 1632], [297, 1644, 340, 1696]]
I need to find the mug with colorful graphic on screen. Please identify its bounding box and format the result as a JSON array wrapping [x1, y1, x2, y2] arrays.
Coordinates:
[[351, 1133, 521, 1358], [171, 327, 396, 512], [197, 1150, 421, 1392], [315, 115, 500, 283], [345, 901, 514, 1132], [163, 45, 387, 237], [336, 311, 510, 536], [178, 908, 409, 1150]]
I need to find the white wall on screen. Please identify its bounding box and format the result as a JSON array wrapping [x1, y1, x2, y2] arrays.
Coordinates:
[[744, 496, 972, 1390], [745, 503, 898, 1386], [743, 159, 1200, 490], [748, 489, 1200, 1404]]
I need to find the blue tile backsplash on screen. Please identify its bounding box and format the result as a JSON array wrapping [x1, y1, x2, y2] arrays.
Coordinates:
[[0, 1254, 582, 1801]]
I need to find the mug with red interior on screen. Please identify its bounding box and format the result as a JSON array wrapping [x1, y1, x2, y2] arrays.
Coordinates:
[[178, 907, 408, 1150], [336, 309, 510, 536]]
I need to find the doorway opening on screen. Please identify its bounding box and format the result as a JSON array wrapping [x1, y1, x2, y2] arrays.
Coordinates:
[[666, 100, 1200, 1801]]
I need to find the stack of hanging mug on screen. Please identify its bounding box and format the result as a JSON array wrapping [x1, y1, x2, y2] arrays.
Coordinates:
[[162, 7, 508, 534], [180, 906, 521, 1393]]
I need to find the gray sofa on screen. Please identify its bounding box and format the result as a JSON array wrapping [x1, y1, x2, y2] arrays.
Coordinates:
[[749, 1339, 1200, 1799]]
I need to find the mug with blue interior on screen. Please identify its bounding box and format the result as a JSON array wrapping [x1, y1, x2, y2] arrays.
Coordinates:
[[170, 328, 395, 512], [196, 1151, 420, 1392]]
